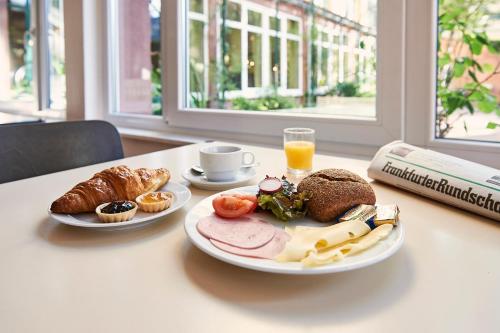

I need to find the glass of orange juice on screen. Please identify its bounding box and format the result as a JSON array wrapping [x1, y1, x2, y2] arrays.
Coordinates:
[[284, 128, 315, 175]]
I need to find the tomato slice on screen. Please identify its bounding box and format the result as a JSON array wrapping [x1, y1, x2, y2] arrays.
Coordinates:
[[212, 195, 255, 218], [232, 194, 258, 212]]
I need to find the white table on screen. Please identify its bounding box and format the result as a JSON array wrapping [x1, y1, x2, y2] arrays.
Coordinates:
[[1, 142, 498, 333]]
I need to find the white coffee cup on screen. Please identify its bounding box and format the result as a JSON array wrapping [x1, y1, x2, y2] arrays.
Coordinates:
[[200, 146, 255, 181]]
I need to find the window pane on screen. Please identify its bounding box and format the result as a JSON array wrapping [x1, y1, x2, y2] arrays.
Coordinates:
[[224, 27, 241, 90], [185, 0, 377, 117], [287, 39, 299, 89], [113, 0, 161, 115], [0, 0, 35, 103], [248, 10, 261, 27], [269, 17, 280, 31], [270, 36, 280, 87], [48, 0, 66, 109], [287, 19, 299, 35], [227, 2, 240, 21], [436, 0, 500, 142], [190, 0, 203, 14], [189, 20, 205, 102], [318, 47, 328, 87], [247, 32, 262, 87]]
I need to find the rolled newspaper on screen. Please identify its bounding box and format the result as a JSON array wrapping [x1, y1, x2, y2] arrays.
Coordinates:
[[368, 141, 500, 221]]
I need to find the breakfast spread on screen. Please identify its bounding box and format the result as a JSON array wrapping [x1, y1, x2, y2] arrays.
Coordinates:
[[96, 200, 138, 223], [136, 192, 174, 212], [195, 168, 400, 268]]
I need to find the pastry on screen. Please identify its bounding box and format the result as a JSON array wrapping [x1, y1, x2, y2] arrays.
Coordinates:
[[50, 165, 170, 214], [96, 201, 138, 223], [136, 192, 174, 213], [297, 168, 376, 222]]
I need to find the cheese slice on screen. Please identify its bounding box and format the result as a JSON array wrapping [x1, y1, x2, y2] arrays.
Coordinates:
[[275, 220, 371, 262], [301, 224, 394, 267]]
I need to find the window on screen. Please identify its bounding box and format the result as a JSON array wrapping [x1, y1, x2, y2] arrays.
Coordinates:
[[185, 0, 377, 116], [0, 0, 66, 113], [435, 0, 500, 143], [405, 0, 499, 168], [110, 0, 162, 115], [98, 1, 405, 159]]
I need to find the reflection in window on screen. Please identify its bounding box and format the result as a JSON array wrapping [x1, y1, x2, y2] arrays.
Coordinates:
[[190, 0, 203, 14]]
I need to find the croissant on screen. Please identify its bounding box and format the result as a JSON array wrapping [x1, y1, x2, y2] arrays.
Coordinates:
[[50, 165, 170, 214]]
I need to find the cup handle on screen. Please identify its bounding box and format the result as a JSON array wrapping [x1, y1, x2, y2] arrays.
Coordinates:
[[242, 152, 255, 166]]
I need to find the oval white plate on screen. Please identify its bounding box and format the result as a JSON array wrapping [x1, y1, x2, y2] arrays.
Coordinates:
[[49, 182, 191, 230], [185, 186, 404, 275], [182, 167, 257, 191]]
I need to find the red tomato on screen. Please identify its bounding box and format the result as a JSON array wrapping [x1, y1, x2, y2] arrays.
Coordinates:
[[232, 194, 258, 212], [212, 195, 255, 218]]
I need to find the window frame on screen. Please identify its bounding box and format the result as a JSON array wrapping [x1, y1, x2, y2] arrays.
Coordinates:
[[404, 0, 500, 168]]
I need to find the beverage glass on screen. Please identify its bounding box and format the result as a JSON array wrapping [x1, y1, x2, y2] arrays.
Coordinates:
[[284, 128, 315, 175]]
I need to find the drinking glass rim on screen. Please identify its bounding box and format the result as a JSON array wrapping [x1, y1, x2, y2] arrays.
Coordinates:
[[283, 128, 315, 134]]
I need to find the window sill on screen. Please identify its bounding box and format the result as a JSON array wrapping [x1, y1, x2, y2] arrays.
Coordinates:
[[117, 127, 209, 146]]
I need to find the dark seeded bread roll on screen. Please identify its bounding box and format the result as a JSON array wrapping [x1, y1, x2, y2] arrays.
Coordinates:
[[298, 169, 376, 222]]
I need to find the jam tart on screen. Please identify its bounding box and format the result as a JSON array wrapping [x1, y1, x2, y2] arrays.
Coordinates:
[[136, 192, 174, 213], [95, 201, 138, 223]]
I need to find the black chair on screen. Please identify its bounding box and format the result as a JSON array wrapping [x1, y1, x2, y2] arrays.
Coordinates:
[[0, 120, 124, 184]]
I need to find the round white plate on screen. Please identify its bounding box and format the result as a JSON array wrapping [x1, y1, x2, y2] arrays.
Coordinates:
[[182, 167, 257, 191], [184, 186, 404, 275], [49, 182, 191, 230]]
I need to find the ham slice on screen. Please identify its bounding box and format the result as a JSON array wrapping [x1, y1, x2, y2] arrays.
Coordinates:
[[197, 214, 276, 249], [210, 229, 291, 259]]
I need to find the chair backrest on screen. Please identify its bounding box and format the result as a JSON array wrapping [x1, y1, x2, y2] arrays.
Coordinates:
[[0, 120, 124, 184]]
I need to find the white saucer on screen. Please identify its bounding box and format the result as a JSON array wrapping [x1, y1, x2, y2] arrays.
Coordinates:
[[182, 167, 257, 191]]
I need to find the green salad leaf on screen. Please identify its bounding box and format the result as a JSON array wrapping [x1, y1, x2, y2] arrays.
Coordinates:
[[257, 176, 310, 221]]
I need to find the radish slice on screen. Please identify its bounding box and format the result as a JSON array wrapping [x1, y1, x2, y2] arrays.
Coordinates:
[[259, 177, 283, 194]]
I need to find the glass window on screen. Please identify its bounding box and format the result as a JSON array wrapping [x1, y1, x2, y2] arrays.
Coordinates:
[[190, 0, 204, 14], [322, 32, 329, 42], [248, 10, 261, 27], [185, 0, 377, 117], [332, 48, 339, 83], [224, 27, 242, 90], [189, 20, 205, 97], [333, 35, 340, 44], [48, 0, 66, 109], [113, 0, 162, 115], [247, 32, 262, 87], [269, 16, 280, 31], [287, 39, 299, 89], [0, 0, 35, 103], [343, 52, 349, 81], [227, 1, 241, 21], [287, 19, 299, 35], [318, 46, 328, 87], [270, 36, 280, 87], [436, 0, 500, 142]]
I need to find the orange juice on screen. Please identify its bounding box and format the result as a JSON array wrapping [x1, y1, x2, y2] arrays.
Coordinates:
[[285, 141, 315, 170]]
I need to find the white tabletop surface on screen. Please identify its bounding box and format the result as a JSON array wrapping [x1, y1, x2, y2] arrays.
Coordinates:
[[0, 142, 498, 333]]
